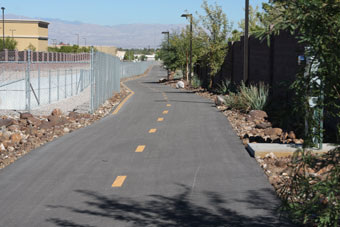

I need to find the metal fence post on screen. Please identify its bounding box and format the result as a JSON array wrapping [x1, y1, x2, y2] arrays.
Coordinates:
[[57, 69, 60, 101], [25, 50, 31, 111], [38, 65, 41, 105], [65, 69, 67, 98], [90, 47, 94, 113], [49, 69, 51, 104], [71, 68, 73, 96]]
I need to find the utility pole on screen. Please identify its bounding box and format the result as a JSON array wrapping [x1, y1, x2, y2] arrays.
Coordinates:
[[181, 13, 193, 86], [1, 7, 5, 49], [243, 0, 249, 83], [161, 31, 170, 80]]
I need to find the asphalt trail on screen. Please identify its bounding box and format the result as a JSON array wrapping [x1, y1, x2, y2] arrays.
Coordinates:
[[0, 65, 293, 226]]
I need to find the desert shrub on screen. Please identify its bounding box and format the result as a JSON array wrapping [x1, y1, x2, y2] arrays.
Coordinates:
[[191, 75, 202, 89], [214, 80, 230, 94], [279, 147, 340, 226], [224, 82, 269, 112], [239, 82, 269, 111]]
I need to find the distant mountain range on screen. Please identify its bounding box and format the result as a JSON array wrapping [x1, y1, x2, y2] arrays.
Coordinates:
[[7, 14, 185, 48]]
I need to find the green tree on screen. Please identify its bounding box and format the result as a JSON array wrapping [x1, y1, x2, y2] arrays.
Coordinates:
[[229, 5, 265, 42], [198, 0, 232, 87], [0, 37, 18, 51], [259, 0, 340, 225]]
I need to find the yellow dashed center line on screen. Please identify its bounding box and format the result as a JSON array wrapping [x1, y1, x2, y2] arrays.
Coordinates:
[[135, 145, 146, 152], [112, 176, 126, 187], [167, 104, 171, 107], [149, 128, 157, 133], [163, 110, 169, 114], [157, 117, 164, 122]]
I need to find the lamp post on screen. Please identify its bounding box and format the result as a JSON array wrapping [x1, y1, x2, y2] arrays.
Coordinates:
[[1, 7, 5, 49], [243, 0, 249, 83], [181, 13, 193, 86], [75, 33, 79, 46], [161, 31, 170, 80], [9, 29, 15, 37]]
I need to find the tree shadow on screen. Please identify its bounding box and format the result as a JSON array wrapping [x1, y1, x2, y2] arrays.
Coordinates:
[[46, 185, 295, 227]]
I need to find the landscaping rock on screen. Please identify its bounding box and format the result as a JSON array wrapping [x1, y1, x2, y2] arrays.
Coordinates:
[[7, 125, 20, 132], [51, 108, 62, 116], [0, 143, 5, 151], [68, 111, 80, 120], [63, 127, 70, 133], [0, 119, 14, 128], [176, 81, 185, 89], [264, 128, 283, 137], [288, 131, 296, 140], [39, 121, 54, 130], [20, 112, 33, 119], [10, 133, 21, 144], [255, 122, 272, 129], [215, 95, 226, 106], [249, 110, 268, 120], [159, 78, 167, 83]]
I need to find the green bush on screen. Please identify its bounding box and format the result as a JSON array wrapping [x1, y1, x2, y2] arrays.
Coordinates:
[[214, 80, 230, 94], [279, 148, 340, 226], [191, 75, 202, 89], [0, 37, 18, 51]]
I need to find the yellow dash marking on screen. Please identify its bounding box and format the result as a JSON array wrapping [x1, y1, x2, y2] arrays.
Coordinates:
[[112, 176, 126, 187], [157, 117, 164, 122], [166, 104, 171, 107], [135, 145, 146, 152], [149, 128, 157, 133], [163, 110, 169, 114]]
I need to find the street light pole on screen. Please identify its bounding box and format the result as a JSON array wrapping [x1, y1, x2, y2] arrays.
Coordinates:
[[75, 33, 79, 46], [161, 31, 170, 80], [243, 0, 249, 83], [1, 7, 5, 49], [9, 29, 15, 37], [181, 13, 193, 86]]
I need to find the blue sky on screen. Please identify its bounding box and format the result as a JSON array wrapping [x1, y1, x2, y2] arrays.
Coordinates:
[[3, 0, 268, 26]]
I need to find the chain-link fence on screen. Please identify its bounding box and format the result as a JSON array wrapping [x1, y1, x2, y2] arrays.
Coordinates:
[[0, 50, 90, 110], [0, 49, 154, 113], [90, 51, 154, 112]]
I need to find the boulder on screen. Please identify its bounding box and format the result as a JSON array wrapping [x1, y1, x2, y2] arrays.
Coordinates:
[[68, 111, 80, 120], [159, 78, 167, 83], [10, 133, 22, 143], [176, 81, 185, 89], [288, 131, 296, 140], [20, 112, 33, 119], [63, 127, 70, 133], [255, 122, 272, 129], [264, 128, 283, 137], [0, 119, 14, 128], [249, 110, 268, 120], [39, 121, 54, 130], [27, 117, 41, 127], [215, 95, 226, 106], [51, 108, 62, 116], [0, 143, 5, 151], [7, 124, 20, 132]]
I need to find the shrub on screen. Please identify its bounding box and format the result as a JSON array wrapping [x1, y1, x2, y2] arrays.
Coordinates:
[[224, 82, 269, 112], [279, 147, 340, 226], [239, 82, 269, 111], [214, 80, 230, 95], [191, 75, 202, 89]]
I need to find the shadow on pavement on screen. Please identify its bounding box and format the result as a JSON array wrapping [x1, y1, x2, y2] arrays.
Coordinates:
[[46, 185, 294, 227]]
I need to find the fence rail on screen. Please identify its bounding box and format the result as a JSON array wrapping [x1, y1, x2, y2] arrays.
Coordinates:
[[0, 49, 155, 112]]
